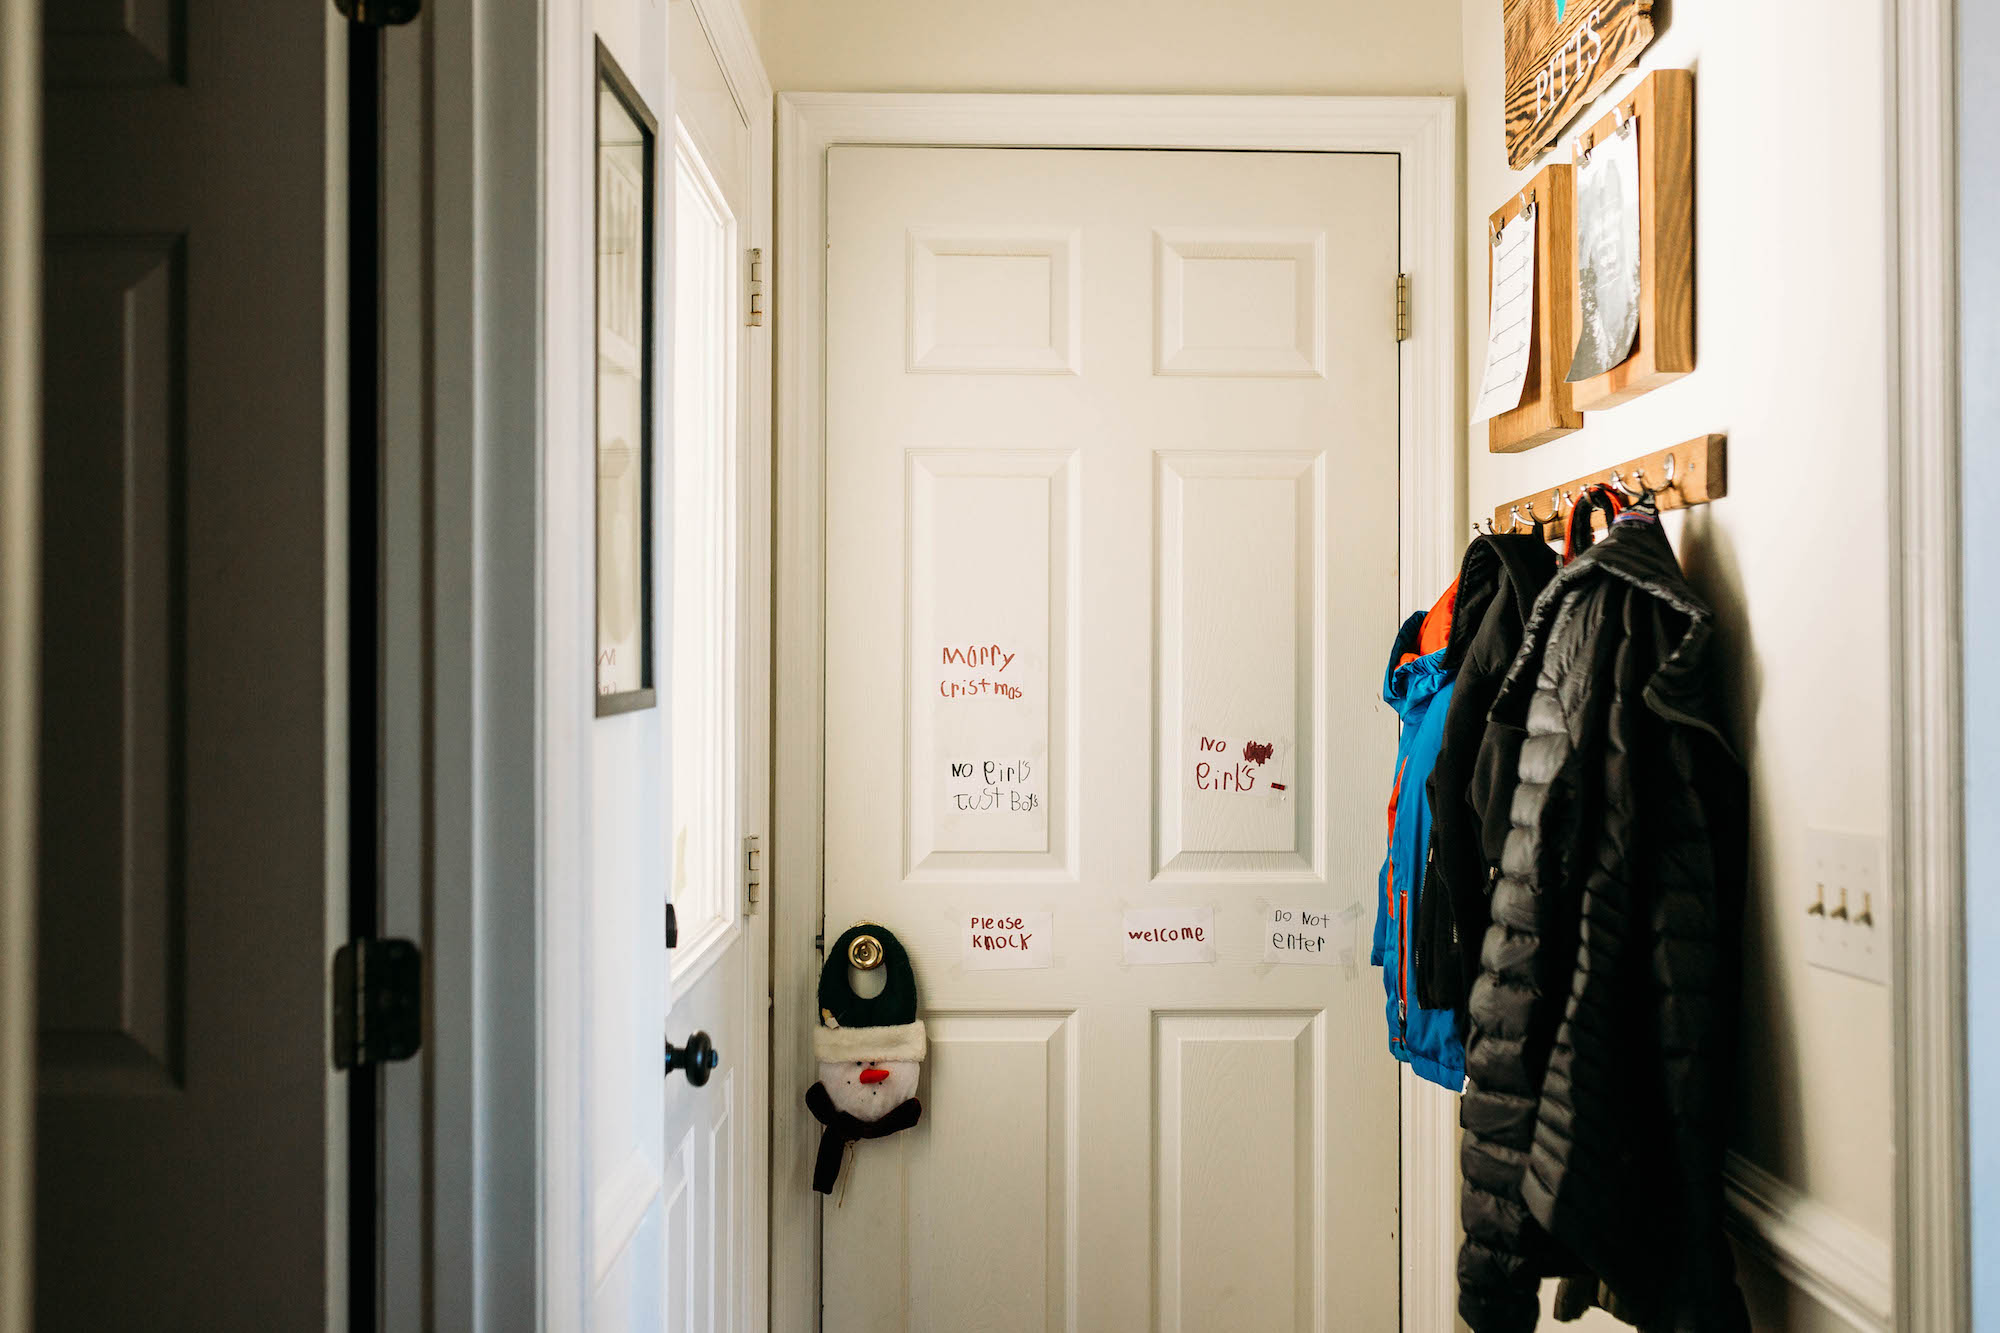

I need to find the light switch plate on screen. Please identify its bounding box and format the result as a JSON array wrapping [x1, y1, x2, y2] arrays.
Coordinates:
[[1803, 828, 1891, 986]]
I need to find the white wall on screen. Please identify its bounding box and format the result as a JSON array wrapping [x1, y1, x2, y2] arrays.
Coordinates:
[[1460, 1, 1896, 1328], [761, 0, 1462, 95]]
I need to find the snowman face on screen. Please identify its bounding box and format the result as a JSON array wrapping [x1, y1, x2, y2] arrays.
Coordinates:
[[819, 1058, 920, 1122]]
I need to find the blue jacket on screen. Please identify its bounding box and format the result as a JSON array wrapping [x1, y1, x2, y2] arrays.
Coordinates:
[[1372, 611, 1466, 1091]]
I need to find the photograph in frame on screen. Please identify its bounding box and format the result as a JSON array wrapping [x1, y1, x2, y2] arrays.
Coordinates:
[[595, 43, 657, 715], [1567, 120, 1642, 384]]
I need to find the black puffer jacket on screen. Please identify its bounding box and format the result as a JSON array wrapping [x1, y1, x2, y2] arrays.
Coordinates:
[[1413, 533, 1558, 1024], [1458, 516, 1750, 1333]]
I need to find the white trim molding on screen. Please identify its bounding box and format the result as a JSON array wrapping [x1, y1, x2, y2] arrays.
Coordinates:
[[1888, 0, 1970, 1329], [0, 0, 37, 1329], [1724, 1152, 1894, 1333], [1400, 1071, 1461, 1333], [772, 91, 1461, 1333]]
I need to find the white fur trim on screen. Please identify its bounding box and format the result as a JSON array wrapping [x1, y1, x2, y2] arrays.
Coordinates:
[[813, 1020, 926, 1064]]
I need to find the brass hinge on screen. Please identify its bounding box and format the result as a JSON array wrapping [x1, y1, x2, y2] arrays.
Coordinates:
[[1395, 273, 1412, 342], [747, 248, 765, 327], [744, 833, 763, 912]]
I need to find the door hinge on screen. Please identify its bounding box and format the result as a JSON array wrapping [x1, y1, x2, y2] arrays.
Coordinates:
[[1395, 273, 1412, 342], [334, 0, 420, 25], [332, 938, 423, 1070], [744, 834, 763, 913], [747, 248, 765, 327]]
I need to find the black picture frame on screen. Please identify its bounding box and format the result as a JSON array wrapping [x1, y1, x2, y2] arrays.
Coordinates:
[[593, 40, 658, 716]]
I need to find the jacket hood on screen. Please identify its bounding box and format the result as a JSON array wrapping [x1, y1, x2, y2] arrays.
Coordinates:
[[1383, 611, 1450, 718], [1444, 534, 1560, 672], [1494, 518, 1736, 756]]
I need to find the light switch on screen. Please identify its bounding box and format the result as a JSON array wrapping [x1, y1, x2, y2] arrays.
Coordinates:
[[1803, 829, 1891, 986]]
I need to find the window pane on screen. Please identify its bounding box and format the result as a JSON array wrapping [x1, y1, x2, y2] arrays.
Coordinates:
[[670, 132, 737, 952]]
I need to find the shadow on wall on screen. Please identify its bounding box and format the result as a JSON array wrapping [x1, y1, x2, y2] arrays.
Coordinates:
[[1677, 509, 1808, 1186]]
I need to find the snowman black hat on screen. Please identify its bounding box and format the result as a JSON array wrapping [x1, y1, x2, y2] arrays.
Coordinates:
[[815, 923, 927, 1065]]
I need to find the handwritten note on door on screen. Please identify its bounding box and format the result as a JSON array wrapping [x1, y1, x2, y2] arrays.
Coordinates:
[[929, 638, 1049, 853], [1263, 903, 1360, 967], [1186, 731, 1292, 799], [962, 911, 1053, 970], [1123, 907, 1216, 965]]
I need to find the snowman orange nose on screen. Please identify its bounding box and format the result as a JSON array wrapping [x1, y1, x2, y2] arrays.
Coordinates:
[[858, 1067, 890, 1085]]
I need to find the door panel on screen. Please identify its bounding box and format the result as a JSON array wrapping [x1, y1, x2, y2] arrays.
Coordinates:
[[38, 236, 183, 1095], [823, 146, 1401, 1332], [35, 1, 339, 1327], [906, 450, 1076, 877]]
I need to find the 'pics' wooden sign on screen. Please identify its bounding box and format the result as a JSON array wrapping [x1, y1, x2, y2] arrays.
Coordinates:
[[1504, 0, 1656, 168]]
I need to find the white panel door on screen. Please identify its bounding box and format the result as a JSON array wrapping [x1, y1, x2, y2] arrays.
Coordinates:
[[823, 147, 1402, 1332], [580, 4, 771, 1330]]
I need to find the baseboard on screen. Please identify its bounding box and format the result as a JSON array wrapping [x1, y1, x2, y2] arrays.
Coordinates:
[[1722, 1151, 1894, 1332], [1401, 1070, 1460, 1333]]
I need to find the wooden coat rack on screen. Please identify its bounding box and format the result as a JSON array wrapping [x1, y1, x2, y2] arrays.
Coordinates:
[[1489, 434, 1726, 541]]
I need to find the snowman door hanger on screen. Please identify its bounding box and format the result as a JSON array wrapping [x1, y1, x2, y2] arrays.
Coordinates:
[[806, 923, 927, 1194]]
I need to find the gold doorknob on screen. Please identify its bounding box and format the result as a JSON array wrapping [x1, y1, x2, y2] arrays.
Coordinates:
[[848, 933, 884, 970]]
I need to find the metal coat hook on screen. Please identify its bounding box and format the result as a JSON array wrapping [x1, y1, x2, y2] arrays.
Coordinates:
[[1488, 437, 1728, 539]]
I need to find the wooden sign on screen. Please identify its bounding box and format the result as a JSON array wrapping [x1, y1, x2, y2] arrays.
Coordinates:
[[1567, 69, 1695, 410], [1486, 163, 1581, 453], [1504, 0, 1657, 168]]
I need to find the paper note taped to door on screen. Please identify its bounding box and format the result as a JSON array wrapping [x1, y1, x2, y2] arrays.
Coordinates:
[[962, 911, 1052, 970], [1188, 732, 1293, 800], [1123, 907, 1216, 965], [1264, 903, 1361, 967]]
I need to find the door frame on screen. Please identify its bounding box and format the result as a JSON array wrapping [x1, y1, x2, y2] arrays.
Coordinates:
[[0, 0, 36, 1327], [1889, 0, 1968, 1326], [771, 91, 1461, 1333], [370, 0, 546, 1327]]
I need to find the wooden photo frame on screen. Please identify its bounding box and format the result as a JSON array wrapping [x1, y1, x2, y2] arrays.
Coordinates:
[[1566, 68, 1694, 411], [594, 41, 658, 716], [1486, 161, 1581, 453]]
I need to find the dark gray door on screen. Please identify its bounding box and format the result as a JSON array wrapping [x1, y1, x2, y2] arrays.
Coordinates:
[[37, 2, 342, 1327]]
